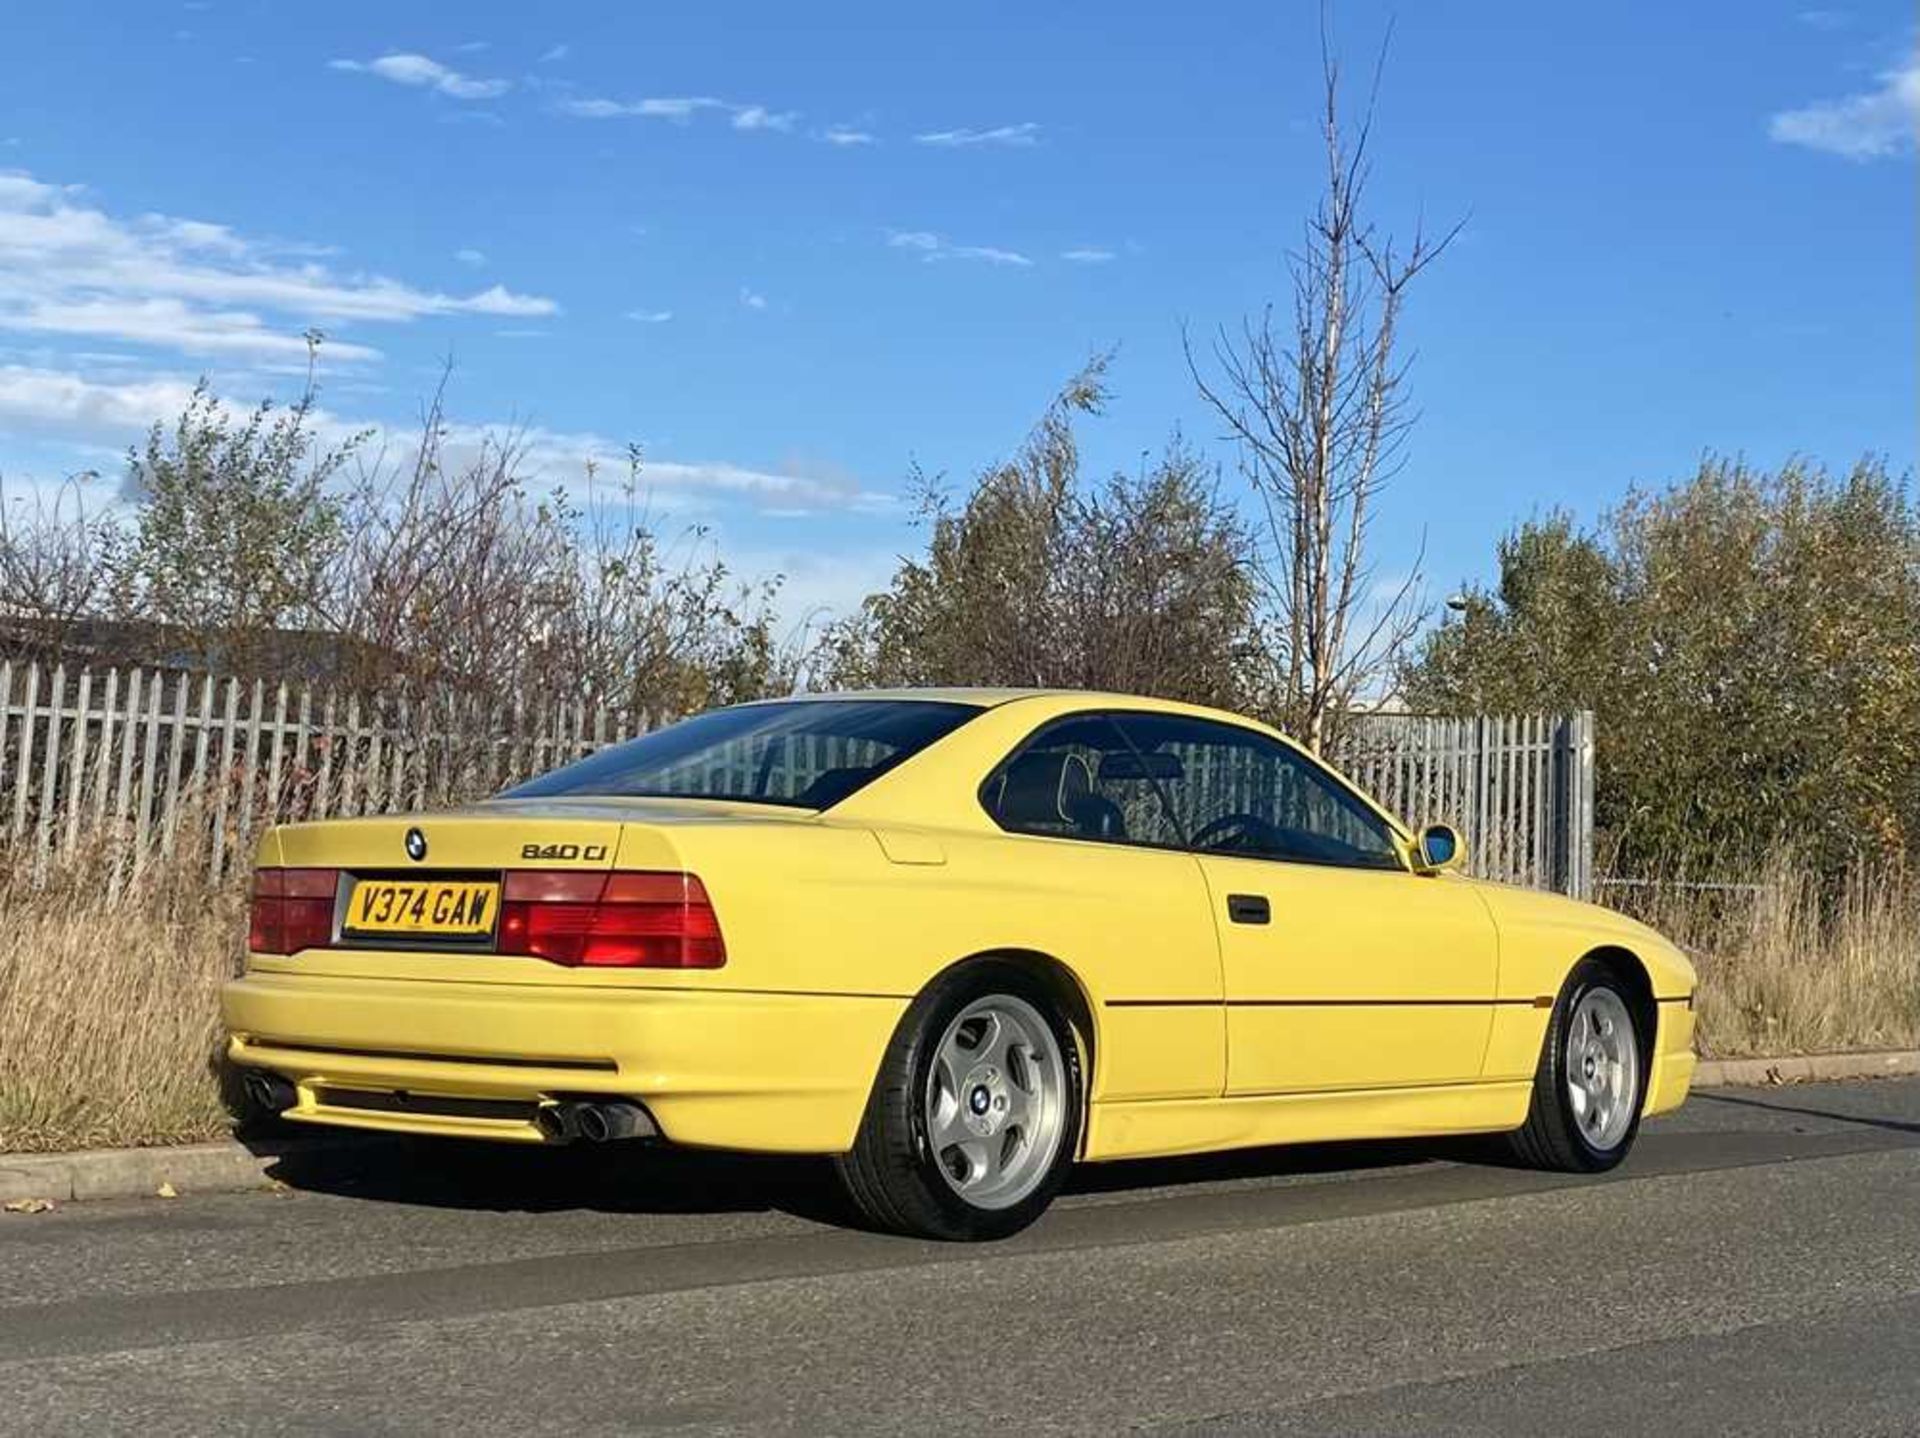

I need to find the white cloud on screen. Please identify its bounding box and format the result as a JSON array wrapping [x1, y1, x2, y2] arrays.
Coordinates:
[[0, 364, 892, 514], [329, 53, 511, 101], [913, 122, 1040, 147], [540, 43, 570, 63], [739, 286, 767, 310], [1769, 51, 1920, 159], [944, 245, 1030, 266], [557, 95, 807, 135], [0, 363, 203, 435], [14, 296, 381, 361], [554, 98, 627, 119], [1061, 247, 1116, 263], [625, 309, 673, 323], [455, 40, 491, 54], [146, 215, 247, 255], [558, 95, 727, 121], [819, 127, 876, 146], [887, 229, 1031, 267], [0, 169, 558, 363], [733, 106, 797, 133], [457, 285, 552, 316], [453, 247, 486, 267]]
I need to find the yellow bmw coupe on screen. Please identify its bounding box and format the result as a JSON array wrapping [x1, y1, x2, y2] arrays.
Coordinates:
[[224, 689, 1696, 1240]]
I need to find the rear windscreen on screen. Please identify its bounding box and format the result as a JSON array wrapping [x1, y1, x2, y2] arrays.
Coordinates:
[[502, 700, 981, 809]]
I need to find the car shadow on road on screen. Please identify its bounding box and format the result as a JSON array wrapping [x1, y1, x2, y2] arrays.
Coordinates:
[[1064, 1135, 1468, 1196], [1693, 1089, 1920, 1136], [258, 1137, 860, 1228], [255, 1129, 1497, 1231]]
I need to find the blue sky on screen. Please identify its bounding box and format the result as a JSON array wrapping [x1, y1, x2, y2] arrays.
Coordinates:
[[1, 1, 1914, 627]]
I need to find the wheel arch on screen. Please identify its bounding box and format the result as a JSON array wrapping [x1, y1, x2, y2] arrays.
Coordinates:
[[1578, 943, 1658, 1061], [932, 948, 1098, 1152]]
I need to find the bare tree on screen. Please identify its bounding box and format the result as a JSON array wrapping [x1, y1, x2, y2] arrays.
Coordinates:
[[328, 369, 793, 713], [0, 472, 120, 657], [1190, 16, 1456, 751]]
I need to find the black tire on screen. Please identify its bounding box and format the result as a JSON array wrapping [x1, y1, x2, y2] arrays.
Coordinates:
[[835, 960, 1084, 1241], [1507, 957, 1649, 1172]]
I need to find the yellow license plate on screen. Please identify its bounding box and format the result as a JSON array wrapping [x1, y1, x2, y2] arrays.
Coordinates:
[[344, 879, 500, 937]]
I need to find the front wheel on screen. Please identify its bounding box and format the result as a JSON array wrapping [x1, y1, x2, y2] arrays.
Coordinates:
[[835, 962, 1082, 1241], [1507, 959, 1648, 1172]]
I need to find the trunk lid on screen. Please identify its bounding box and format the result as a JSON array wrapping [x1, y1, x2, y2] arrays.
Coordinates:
[[270, 807, 631, 874]]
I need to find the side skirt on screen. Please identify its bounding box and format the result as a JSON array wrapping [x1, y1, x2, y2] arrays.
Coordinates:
[[1081, 1079, 1535, 1163]]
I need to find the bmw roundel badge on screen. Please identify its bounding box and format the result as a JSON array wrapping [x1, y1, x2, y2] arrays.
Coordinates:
[[404, 826, 428, 863]]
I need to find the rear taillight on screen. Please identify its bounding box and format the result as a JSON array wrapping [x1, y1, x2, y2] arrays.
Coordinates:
[[249, 868, 339, 955], [496, 870, 725, 968]]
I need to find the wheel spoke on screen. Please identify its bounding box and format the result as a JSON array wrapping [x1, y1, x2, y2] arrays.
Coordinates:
[[928, 1099, 970, 1152], [967, 1012, 1003, 1064]]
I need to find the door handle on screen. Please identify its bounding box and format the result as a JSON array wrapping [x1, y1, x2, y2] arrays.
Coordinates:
[[1227, 893, 1271, 925]]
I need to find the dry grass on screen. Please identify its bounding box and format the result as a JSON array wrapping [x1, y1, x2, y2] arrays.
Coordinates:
[[0, 813, 248, 1153], [2, 817, 1916, 1152], [1614, 853, 1920, 1058]]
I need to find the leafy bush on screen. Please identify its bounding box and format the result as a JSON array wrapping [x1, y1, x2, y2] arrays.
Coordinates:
[[812, 361, 1269, 714], [1402, 457, 1920, 879]]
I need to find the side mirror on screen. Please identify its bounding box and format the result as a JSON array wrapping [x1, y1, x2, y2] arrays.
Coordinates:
[[1417, 822, 1465, 874]]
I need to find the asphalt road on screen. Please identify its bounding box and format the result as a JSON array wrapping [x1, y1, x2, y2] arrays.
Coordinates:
[[3, 1078, 1918, 1436]]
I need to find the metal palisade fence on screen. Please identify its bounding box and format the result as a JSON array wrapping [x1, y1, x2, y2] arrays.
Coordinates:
[[1328, 711, 1597, 899], [0, 659, 1596, 896]]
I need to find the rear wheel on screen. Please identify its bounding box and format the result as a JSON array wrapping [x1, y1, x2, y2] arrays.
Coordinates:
[[836, 961, 1082, 1241], [1507, 958, 1647, 1172]]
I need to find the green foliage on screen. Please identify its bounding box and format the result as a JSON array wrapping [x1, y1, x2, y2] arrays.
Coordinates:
[[1402, 457, 1920, 877], [812, 361, 1268, 712], [116, 383, 360, 665], [530, 475, 793, 716]]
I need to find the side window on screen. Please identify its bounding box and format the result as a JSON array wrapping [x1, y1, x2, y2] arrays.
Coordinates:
[[1111, 713, 1404, 871], [981, 714, 1184, 849]]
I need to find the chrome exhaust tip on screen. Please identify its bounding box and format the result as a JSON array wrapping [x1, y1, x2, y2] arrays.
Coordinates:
[[535, 1102, 582, 1143], [537, 1099, 656, 1144], [244, 1072, 297, 1114], [576, 1100, 657, 1144]]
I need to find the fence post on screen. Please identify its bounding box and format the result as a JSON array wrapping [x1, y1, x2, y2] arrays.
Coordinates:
[[160, 667, 190, 852], [61, 668, 92, 859], [0, 660, 12, 828], [112, 670, 143, 885], [131, 671, 165, 880], [10, 660, 40, 841], [1549, 711, 1599, 898], [1573, 709, 1596, 900], [30, 664, 66, 883]]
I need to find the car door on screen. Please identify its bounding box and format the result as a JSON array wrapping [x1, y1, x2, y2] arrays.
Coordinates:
[[1109, 712, 1499, 1097], [978, 712, 1227, 1103]]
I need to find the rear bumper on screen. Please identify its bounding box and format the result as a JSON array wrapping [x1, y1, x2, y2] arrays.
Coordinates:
[[222, 970, 905, 1154]]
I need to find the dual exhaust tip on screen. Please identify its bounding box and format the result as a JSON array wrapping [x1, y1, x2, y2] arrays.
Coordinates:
[[536, 1099, 656, 1145]]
